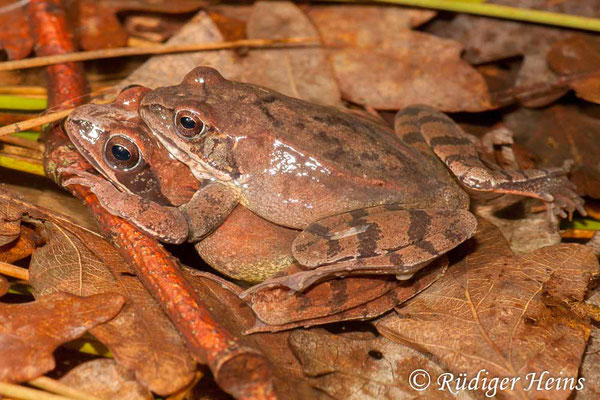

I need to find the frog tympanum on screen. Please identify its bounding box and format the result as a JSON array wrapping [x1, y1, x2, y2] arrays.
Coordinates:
[[61, 85, 297, 283], [132, 67, 584, 290]]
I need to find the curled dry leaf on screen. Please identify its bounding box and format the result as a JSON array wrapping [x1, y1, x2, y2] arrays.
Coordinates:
[[60, 359, 153, 400], [118, 4, 342, 107], [0, 292, 125, 383], [504, 104, 600, 199], [307, 5, 491, 112], [0, 224, 38, 264], [78, 0, 204, 50], [548, 35, 600, 104], [0, 191, 196, 396], [289, 329, 472, 400], [376, 218, 598, 400], [243, 258, 447, 333]]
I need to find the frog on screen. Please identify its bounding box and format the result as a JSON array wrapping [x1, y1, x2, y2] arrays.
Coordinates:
[[59, 85, 298, 283], [132, 66, 585, 291]]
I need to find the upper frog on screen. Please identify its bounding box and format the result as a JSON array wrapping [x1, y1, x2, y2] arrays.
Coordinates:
[[137, 67, 584, 291], [139, 67, 469, 230]]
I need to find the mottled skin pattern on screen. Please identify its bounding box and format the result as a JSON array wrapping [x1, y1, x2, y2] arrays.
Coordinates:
[[138, 67, 584, 289], [60, 86, 298, 282]]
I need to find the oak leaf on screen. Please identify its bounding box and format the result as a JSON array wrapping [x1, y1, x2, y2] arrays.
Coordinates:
[[0, 292, 124, 383], [376, 219, 598, 400]]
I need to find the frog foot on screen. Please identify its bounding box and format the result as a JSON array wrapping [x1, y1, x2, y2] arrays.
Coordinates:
[[526, 160, 586, 219], [58, 167, 189, 244]]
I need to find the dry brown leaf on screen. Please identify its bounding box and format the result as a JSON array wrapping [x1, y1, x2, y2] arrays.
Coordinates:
[[575, 290, 600, 399], [307, 5, 491, 111], [425, 1, 600, 107], [78, 0, 204, 50], [289, 329, 473, 400], [234, 1, 342, 106], [376, 218, 598, 400], [548, 35, 600, 104], [0, 292, 124, 383], [0, 191, 196, 396], [118, 4, 342, 107], [60, 359, 153, 400], [181, 269, 322, 399], [243, 258, 446, 333], [504, 104, 600, 198], [0, 224, 38, 264]]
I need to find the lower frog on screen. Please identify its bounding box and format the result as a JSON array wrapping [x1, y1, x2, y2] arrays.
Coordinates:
[[60, 85, 298, 283], [134, 67, 585, 291]]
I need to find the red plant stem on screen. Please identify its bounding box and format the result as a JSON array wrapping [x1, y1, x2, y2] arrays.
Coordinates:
[[27, 0, 87, 109], [31, 1, 275, 398]]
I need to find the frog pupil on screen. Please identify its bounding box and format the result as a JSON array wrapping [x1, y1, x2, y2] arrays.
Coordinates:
[[180, 116, 196, 129], [112, 145, 131, 161]]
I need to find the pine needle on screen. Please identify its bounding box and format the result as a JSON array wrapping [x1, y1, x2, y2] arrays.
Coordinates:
[[0, 37, 318, 71]]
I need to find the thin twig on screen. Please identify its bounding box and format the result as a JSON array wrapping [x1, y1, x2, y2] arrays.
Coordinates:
[[0, 134, 43, 151], [334, 0, 600, 32], [0, 37, 318, 71], [0, 382, 72, 400], [29, 377, 103, 400], [0, 261, 29, 280], [0, 109, 73, 137]]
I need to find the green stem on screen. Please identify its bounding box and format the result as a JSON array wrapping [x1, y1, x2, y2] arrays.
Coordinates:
[[0, 155, 45, 176], [330, 0, 600, 32], [0, 95, 46, 110]]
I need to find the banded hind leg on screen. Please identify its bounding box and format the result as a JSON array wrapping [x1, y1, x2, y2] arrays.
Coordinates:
[[394, 105, 586, 218]]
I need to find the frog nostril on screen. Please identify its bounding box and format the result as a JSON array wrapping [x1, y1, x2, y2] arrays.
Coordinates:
[[148, 103, 162, 112]]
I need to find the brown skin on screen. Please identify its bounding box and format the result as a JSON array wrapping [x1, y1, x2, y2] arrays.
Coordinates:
[[138, 67, 585, 290], [61, 86, 297, 283]]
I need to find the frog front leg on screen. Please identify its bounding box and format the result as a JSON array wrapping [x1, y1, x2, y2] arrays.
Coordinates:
[[395, 105, 586, 218], [180, 181, 240, 241], [282, 206, 477, 291], [59, 167, 189, 244]]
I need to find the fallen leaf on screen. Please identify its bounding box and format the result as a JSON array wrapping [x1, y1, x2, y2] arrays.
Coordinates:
[[235, 1, 342, 106], [182, 269, 323, 399], [78, 0, 204, 50], [243, 258, 447, 332], [548, 35, 600, 104], [0, 292, 124, 383], [308, 5, 491, 111], [504, 104, 600, 198], [118, 4, 342, 107], [425, 0, 600, 107], [376, 218, 598, 400], [0, 191, 197, 396], [575, 290, 600, 399], [60, 359, 153, 400], [0, 224, 38, 264], [289, 329, 472, 400]]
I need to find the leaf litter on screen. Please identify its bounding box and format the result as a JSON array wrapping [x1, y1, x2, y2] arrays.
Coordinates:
[[0, 1, 599, 399]]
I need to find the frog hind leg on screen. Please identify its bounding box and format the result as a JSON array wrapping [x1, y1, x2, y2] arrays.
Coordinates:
[[395, 105, 586, 218], [59, 167, 189, 244], [286, 206, 476, 291]]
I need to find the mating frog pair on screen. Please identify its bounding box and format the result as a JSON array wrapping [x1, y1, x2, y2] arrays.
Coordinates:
[[61, 67, 584, 290]]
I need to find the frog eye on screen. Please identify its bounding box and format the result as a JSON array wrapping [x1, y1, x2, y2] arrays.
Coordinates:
[[104, 135, 143, 171], [174, 110, 206, 139]]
